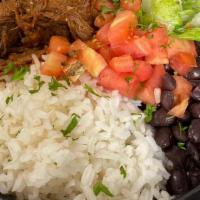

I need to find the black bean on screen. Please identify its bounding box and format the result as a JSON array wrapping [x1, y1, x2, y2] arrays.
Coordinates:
[[188, 170, 200, 188], [185, 157, 198, 171], [178, 110, 191, 124], [164, 64, 174, 75], [197, 56, 200, 68], [188, 119, 200, 143], [161, 91, 174, 111], [195, 42, 200, 56], [162, 74, 176, 91], [187, 142, 200, 163], [166, 145, 187, 168], [189, 80, 200, 87], [187, 67, 200, 80], [151, 108, 176, 127], [167, 170, 189, 195], [172, 125, 188, 142], [189, 103, 200, 118], [154, 127, 173, 149], [191, 85, 200, 101]]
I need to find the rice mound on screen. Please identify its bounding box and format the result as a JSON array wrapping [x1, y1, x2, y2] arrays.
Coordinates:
[[0, 60, 170, 200]]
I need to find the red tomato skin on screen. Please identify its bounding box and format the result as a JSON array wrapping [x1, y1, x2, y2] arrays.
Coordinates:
[[98, 67, 140, 98], [98, 46, 113, 63], [146, 65, 166, 89], [133, 60, 153, 82], [167, 37, 197, 58], [146, 46, 169, 65], [108, 10, 138, 46], [147, 27, 168, 47], [111, 36, 152, 58], [137, 87, 156, 105], [41, 52, 67, 77], [170, 52, 197, 76], [120, 0, 141, 12], [109, 55, 134, 73], [96, 23, 110, 45]]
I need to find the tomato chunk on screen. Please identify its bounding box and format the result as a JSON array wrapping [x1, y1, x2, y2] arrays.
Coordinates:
[[108, 10, 138, 45], [98, 67, 140, 98], [41, 52, 67, 77], [170, 52, 197, 76], [133, 60, 153, 82], [120, 0, 141, 12], [137, 87, 156, 105], [79, 46, 107, 77], [173, 76, 192, 104], [109, 55, 134, 73], [48, 36, 70, 54], [96, 23, 110, 45], [98, 46, 113, 63], [146, 46, 169, 65], [167, 37, 197, 58]]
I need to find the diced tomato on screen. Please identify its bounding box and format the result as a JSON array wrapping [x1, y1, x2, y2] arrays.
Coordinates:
[[111, 36, 152, 58], [98, 67, 140, 98], [170, 52, 197, 76], [146, 27, 168, 47], [167, 37, 197, 58], [168, 98, 189, 118], [94, 14, 114, 28], [79, 46, 107, 77], [133, 60, 153, 82], [48, 36, 70, 54], [146, 65, 166, 89], [41, 52, 67, 77], [146, 46, 169, 65], [96, 23, 110, 45], [98, 46, 113, 63], [108, 10, 138, 45], [109, 55, 134, 73], [120, 0, 141, 12], [137, 86, 156, 105], [136, 65, 165, 104], [95, 0, 114, 11], [173, 76, 192, 104]]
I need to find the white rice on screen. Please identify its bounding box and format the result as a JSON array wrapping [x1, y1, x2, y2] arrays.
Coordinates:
[[0, 59, 170, 200]]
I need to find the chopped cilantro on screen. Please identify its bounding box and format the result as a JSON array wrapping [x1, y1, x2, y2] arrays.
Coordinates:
[[12, 65, 30, 81], [29, 75, 45, 94], [124, 76, 133, 83], [144, 104, 156, 123], [61, 113, 80, 137], [101, 6, 113, 14], [93, 182, 114, 197], [48, 78, 67, 91], [131, 112, 143, 118], [178, 123, 188, 135], [120, 166, 127, 178], [83, 84, 109, 98], [3, 63, 15, 75], [6, 95, 13, 105], [177, 142, 186, 150]]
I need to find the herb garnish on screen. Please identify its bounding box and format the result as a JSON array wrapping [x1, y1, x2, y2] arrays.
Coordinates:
[[6, 95, 13, 105], [61, 113, 80, 137], [178, 122, 188, 134], [3, 63, 15, 75], [144, 104, 156, 123], [12, 65, 30, 81], [83, 84, 109, 98], [124, 76, 133, 83], [120, 165, 127, 178], [48, 78, 67, 91], [101, 6, 113, 14], [29, 75, 45, 94], [177, 142, 186, 150], [93, 182, 114, 197]]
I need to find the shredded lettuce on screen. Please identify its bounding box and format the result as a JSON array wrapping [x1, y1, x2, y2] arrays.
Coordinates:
[[141, 0, 200, 41]]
